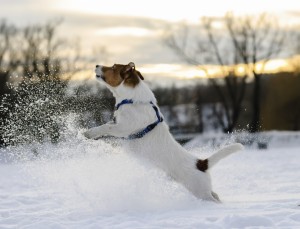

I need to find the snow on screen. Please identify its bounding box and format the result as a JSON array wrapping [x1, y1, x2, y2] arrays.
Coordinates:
[[1, 132, 300, 228], [186, 130, 300, 150]]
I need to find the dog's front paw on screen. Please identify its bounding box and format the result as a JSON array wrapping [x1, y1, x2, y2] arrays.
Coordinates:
[[83, 129, 98, 139]]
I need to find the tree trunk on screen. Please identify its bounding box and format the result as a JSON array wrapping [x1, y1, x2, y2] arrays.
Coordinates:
[[0, 72, 10, 146], [250, 73, 261, 132]]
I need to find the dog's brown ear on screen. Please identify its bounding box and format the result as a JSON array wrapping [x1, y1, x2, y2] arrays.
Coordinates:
[[136, 70, 144, 80], [125, 62, 144, 80], [123, 62, 135, 75]]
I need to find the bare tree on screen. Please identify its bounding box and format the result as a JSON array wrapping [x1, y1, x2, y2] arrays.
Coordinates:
[[0, 20, 18, 74], [20, 19, 65, 80], [165, 13, 286, 133], [225, 13, 286, 132], [0, 19, 113, 145], [0, 19, 79, 145], [165, 17, 247, 133]]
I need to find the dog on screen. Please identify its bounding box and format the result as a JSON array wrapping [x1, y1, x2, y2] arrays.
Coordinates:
[[83, 62, 243, 202]]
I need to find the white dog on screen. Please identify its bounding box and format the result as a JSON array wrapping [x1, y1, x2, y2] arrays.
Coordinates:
[[84, 62, 243, 202]]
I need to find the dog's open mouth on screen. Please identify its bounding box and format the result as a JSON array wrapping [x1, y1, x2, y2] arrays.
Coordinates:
[[96, 75, 106, 82]]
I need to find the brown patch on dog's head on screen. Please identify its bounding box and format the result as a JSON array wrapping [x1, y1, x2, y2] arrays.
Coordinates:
[[196, 159, 208, 172], [96, 62, 144, 88], [121, 62, 144, 87]]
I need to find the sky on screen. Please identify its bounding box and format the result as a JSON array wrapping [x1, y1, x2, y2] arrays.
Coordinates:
[[1, 0, 300, 80]]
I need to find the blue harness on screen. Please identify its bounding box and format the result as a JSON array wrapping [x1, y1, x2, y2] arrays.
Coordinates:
[[115, 99, 163, 140]]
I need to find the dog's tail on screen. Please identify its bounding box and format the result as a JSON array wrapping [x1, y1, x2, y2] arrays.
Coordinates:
[[196, 143, 244, 172]]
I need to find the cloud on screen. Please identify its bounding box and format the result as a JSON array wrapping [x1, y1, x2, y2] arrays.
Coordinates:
[[95, 27, 156, 37], [53, 13, 175, 64], [0, 2, 175, 65], [60, 12, 171, 30]]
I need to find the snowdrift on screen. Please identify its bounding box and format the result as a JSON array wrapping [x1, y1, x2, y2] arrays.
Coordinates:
[[1, 131, 300, 228]]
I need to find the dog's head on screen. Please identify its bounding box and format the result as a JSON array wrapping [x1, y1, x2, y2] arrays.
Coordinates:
[[95, 62, 144, 88]]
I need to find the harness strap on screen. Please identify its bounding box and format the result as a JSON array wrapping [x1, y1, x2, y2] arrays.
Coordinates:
[[115, 99, 163, 140], [115, 99, 133, 110]]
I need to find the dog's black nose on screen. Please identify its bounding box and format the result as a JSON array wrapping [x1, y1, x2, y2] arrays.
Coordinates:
[[96, 65, 99, 68]]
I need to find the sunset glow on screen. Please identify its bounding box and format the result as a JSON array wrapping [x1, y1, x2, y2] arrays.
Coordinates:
[[66, 58, 293, 82]]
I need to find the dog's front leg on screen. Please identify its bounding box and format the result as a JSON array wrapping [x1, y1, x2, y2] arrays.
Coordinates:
[[83, 125, 108, 139], [83, 123, 131, 139]]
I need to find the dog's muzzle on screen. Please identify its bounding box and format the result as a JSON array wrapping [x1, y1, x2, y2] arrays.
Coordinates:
[[95, 65, 105, 81]]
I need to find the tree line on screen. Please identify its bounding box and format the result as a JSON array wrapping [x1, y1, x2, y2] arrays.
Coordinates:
[[164, 13, 299, 133]]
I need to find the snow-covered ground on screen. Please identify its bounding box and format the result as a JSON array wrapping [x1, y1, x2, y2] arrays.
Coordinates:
[[1, 132, 300, 229]]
